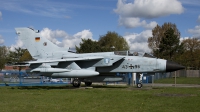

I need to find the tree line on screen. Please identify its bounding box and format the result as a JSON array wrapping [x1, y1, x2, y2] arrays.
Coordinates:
[[148, 22, 200, 70], [0, 47, 32, 71], [76, 31, 129, 53], [1, 22, 200, 70]]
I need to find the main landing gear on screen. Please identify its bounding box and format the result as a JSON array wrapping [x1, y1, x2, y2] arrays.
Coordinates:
[[85, 82, 92, 86], [72, 79, 81, 87], [72, 78, 92, 87]]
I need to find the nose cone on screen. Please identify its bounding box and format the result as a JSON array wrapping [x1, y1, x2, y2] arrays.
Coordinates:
[[166, 60, 185, 72]]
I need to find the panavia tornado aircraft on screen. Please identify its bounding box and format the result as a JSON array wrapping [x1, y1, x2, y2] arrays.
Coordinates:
[[15, 27, 185, 88]]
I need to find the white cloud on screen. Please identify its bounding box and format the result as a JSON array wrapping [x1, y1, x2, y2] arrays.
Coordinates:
[[40, 28, 68, 45], [114, 0, 184, 29], [198, 15, 200, 23], [119, 16, 157, 29], [10, 38, 23, 51], [188, 25, 200, 38], [119, 17, 145, 28], [61, 30, 93, 48], [179, 37, 189, 43], [40, 28, 93, 49], [144, 21, 158, 29], [0, 11, 2, 20], [123, 30, 152, 52], [73, 30, 93, 39], [114, 0, 184, 18], [0, 35, 4, 44]]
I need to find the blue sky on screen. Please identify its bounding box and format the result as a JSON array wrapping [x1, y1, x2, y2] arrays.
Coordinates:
[[0, 0, 200, 52]]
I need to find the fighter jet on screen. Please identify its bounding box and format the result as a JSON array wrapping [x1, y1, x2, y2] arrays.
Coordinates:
[[15, 27, 185, 88]]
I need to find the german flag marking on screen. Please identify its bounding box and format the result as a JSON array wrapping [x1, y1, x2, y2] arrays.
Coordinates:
[[35, 37, 40, 42]]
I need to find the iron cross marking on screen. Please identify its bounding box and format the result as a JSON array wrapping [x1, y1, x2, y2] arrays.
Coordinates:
[[129, 64, 134, 69]]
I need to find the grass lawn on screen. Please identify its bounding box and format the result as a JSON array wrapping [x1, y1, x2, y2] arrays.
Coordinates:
[[155, 77, 200, 84], [0, 85, 200, 112]]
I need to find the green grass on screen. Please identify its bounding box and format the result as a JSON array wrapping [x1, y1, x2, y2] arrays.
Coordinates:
[[0, 86, 200, 112], [155, 77, 200, 84]]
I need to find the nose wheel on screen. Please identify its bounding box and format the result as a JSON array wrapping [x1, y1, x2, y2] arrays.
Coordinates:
[[137, 73, 143, 88], [137, 83, 143, 88]]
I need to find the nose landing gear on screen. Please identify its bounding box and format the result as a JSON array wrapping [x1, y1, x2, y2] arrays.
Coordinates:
[[137, 73, 143, 88]]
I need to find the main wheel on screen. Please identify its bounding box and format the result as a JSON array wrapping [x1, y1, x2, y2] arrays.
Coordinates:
[[85, 82, 92, 86], [72, 79, 81, 87], [137, 83, 143, 88]]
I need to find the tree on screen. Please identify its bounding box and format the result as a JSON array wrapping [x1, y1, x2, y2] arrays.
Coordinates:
[[98, 31, 129, 52], [159, 28, 184, 60], [148, 22, 181, 58], [6, 48, 32, 64], [20, 50, 33, 62], [76, 31, 129, 53], [182, 38, 200, 53], [0, 46, 8, 71], [76, 38, 101, 53], [6, 47, 32, 71], [180, 38, 200, 69]]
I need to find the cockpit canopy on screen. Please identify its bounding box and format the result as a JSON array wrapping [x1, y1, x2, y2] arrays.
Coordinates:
[[114, 51, 155, 58]]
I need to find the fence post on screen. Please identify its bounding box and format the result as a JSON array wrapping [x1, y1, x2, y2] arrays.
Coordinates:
[[175, 71, 176, 87], [199, 69, 200, 78]]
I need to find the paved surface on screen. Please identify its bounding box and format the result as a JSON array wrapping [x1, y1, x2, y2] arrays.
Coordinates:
[[94, 83, 200, 88], [143, 83, 200, 88], [0, 78, 70, 86], [1, 77, 200, 87]]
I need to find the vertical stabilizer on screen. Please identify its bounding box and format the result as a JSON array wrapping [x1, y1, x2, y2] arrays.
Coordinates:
[[15, 27, 71, 59]]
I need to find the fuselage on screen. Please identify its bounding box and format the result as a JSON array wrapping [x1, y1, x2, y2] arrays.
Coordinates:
[[26, 51, 167, 78]]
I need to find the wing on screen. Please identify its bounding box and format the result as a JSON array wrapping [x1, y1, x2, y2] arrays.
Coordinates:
[[27, 56, 104, 64], [15, 56, 125, 72]]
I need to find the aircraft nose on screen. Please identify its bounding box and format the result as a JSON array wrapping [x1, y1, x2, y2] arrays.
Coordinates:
[[166, 60, 185, 72]]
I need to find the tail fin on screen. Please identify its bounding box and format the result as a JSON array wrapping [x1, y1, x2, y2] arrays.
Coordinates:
[[15, 27, 72, 59]]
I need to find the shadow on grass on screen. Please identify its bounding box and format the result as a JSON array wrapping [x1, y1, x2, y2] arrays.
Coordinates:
[[11, 85, 128, 90], [13, 85, 75, 90], [91, 85, 128, 89]]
